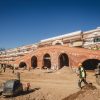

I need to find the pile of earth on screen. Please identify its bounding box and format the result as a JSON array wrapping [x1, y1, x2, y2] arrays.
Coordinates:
[[62, 83, 99, 100]]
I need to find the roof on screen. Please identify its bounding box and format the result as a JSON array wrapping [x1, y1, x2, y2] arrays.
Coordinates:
[[40, 30, 82, 43]]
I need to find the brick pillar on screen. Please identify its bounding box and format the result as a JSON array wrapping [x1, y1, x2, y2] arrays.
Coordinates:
[[51, 52, 59, 70], [37, 55, 43, 69]]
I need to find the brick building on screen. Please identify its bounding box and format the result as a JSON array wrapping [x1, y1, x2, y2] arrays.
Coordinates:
[[0, 27, 100, 70]]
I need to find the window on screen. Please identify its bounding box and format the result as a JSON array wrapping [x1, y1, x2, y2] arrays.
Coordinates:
[[94, 37, 100, 42]]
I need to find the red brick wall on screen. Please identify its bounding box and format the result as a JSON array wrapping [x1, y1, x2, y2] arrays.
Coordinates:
[[12, 45, 100, 69]]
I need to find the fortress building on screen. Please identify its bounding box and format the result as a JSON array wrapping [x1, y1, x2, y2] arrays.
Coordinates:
[[0, 27, 100, 70]]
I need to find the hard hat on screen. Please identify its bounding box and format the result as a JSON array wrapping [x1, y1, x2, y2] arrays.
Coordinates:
[[78, 63, 82, 66]]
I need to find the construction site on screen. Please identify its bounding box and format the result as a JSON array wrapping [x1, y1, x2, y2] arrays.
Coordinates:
[[0, 27, 100, 100]]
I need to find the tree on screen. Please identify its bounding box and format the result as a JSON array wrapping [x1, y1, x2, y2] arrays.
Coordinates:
[[0, 48, 5, 51], [0, 48, 6, 55]]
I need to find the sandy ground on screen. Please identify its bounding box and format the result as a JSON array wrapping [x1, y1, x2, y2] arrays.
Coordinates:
[[0, 67, 100, 100]]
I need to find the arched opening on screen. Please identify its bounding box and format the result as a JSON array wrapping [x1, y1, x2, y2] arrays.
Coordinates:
[[55, 43, 62, 45], [52, 40, 63, 45], [59, 53, 69, 69], [82, 59, 100, 70], [43, 53, 51, 69], [19, 62, 27, 68], [31, 56, 37, 69]]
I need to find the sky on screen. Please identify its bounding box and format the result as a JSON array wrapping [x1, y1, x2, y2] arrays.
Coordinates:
[[0, 0, 100, 49]]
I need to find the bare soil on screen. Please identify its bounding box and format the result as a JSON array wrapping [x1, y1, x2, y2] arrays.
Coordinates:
[[0, 67, 100, 100]]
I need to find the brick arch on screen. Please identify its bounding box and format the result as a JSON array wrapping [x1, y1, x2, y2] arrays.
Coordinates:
[[29, 51, 53, 69], [58, 53, 69, 69], [82, 59, 100, 70], [19, 62, 27, 68], [11, 45, 100, 70], [31, 56, 37, 69], [43, 53, 51, 69], [52, 40, 63, 45], [16, 60, 29, 69]]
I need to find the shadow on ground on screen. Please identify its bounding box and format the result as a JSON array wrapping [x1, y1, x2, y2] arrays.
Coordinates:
[[62, 83, 97, 100], [4, 88, 40, 98]]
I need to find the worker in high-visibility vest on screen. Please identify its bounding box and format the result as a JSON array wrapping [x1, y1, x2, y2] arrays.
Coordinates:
[[77, 63, 88, 89]]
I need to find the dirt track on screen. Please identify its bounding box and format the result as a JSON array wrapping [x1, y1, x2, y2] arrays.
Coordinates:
[[0, 67, 100, 100]]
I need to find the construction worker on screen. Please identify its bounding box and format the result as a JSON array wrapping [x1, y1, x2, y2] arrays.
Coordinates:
[[95, 63, 100, 85], [3, 64, 6, 72], [12, 66, 15, 73], [97, 63, 100, 70], [16, 72, 20, 81], [77, 63, 88, 89], [26, 83, 31, 91], [95, 63, 100, 75]]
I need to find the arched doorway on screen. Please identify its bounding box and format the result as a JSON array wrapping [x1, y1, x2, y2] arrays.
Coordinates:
[[31, 56, 37, 69], [52, 40, 63, 45], [55, 43, 62, 45], [43, 53, 51, 69], [59, 53, 69, 69], [82, 59, 100, 70], [19, 62, 27, 68]]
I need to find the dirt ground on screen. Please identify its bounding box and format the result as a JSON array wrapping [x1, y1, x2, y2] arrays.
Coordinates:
[[0, 67, 100, 100]]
